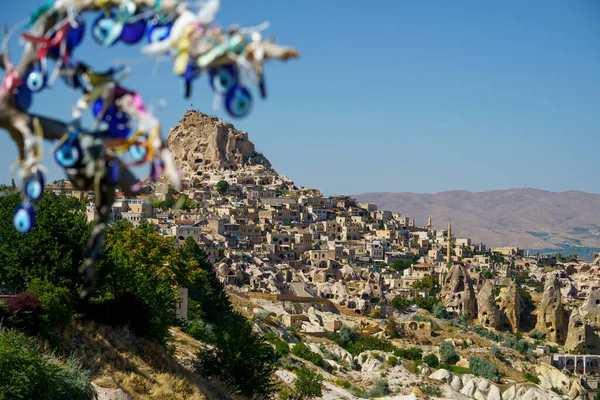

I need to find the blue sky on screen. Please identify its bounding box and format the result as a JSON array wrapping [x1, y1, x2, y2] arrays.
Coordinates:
[[1, 0, 599, 195]]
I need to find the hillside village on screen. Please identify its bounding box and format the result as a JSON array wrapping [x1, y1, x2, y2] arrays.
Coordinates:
[[50, 111, 600, 399]]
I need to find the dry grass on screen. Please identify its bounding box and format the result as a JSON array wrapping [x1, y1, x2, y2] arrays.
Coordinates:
[[60, 321, 239, 400]]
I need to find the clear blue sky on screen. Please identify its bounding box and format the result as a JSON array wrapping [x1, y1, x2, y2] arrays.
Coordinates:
[[1, 0, 599, 196]]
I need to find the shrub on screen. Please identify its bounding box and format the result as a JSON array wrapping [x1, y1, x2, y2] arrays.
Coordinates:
[[490, 346, 501, 358], [525, 372, 540, 384], [183, 318, 216, 344], [469, 356, 499, 381], [423, 353, 439, 368], [394, 347, 423, 361], [195, 312, 275, 399], [27, 278, 72, 330], [0, 327, 95, 400], [338, 325, 360, 347], [384, 318, 401, 338], [275, 339, 291, 359], [432, 302, 447, 319], [420, 385, 441, 396], [502, 335, 531, 354], [291, 342, 324, 367], [3, 291, 43, 334], [294, 367, 323, 399], [439, 341, 459, 365], [365, 379, 390, 397], [529, 331, 546, 340], [439, 363, 471, 374], [387, 355, 398, 366]]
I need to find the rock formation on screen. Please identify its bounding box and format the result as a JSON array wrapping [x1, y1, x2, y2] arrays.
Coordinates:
[[536, 273, 569, 344], [565, 290, 600, 354], [498, 281, 524, 333], [166, 111, 295, 188], [441, 265, 477, 318], [477, 280, 501, 330], [429, 369, 502, 400]]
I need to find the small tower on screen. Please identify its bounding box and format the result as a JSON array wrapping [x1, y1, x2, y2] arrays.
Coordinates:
[[427, 216, 432, 229], [447, 220, 452, 265]]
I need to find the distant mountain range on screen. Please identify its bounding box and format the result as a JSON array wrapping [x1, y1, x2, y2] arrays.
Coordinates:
[[354, 189, 600, 257]]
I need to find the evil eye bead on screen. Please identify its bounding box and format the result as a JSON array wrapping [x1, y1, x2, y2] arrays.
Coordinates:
[[13, 202, 35, 234], [14, 84, 32, 111], [55, 139, 83, 168], [209, 66, 236, 95], [129, 144, 147, 162], [106, 112, 131, 138], [24, 170, 44, 201], [26, 67, 46, 92], [147, 20, 172, 43], [225, 85, 253, 118], [109, 160, 119, 184], [92, 12, 117, 46], [66, 16, 86, 49], [121, 19, 146, 44]]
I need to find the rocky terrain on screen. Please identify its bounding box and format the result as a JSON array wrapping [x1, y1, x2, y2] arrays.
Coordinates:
[[354, 189, 600, 253], [166, 111, 296, 189]]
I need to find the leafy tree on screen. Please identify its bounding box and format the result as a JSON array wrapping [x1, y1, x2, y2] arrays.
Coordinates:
[[294, 367, 323, 399], [423, 353, 439, 368], [27, 278, 72, 330], [480, 269, 496, 280], [384, 318, 401, 338], [439, 341, 459, 365], [411, 274, 439, 295], [195, 312, 276, 399], [291, 342, 324, 367], [390, 259, 413, 272], [394, 347, 423, 361], [469, 356, 499, 381], [338, 325, 360, 347], [432, 302, 447, 319], [215, 180, 229, 196], [94, 220, 189, 342], [179, 238, 232, 326], [0, 190, 90, 293]]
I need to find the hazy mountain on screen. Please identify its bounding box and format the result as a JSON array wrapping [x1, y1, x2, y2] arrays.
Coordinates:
[[354, 188, 600, 253]]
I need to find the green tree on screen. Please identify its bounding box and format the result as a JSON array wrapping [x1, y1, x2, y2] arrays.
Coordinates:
[[390, 259, 413, 272], [215, 180, 229, 196], [338, 325, 360, 347], [27, 278, 73, 330], [439, 341, 459, 365], [423, 353, 439, 368], [432, 303, 447, 319], [469, 356, 499, 381], [94, 220, 190, 342], [294, 367, 323, 399], [411, 274, 440, 295], [0, 190, 90, 293], [195, 312, 275, 399], [179, 237, 232, 326]]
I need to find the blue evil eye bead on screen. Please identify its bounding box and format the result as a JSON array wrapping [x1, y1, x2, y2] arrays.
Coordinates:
[[129, 143, 147, 162], [209, 66, 236, 95], [13, 202, 35, 234], [109, 160, 119, 184], [147, 19, 172, 43], [26, 65, 46, 92], [225, 85, 253, 119], [55, 134, 83, 168], [106, 111, 131, 138], [121, 18, 146, 44], [92, 12, 117, 46], [181, 64, 201, 99], [66, 16, 86, 49], [24, 170, 44, 201], [14, 84, 32, 111]]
